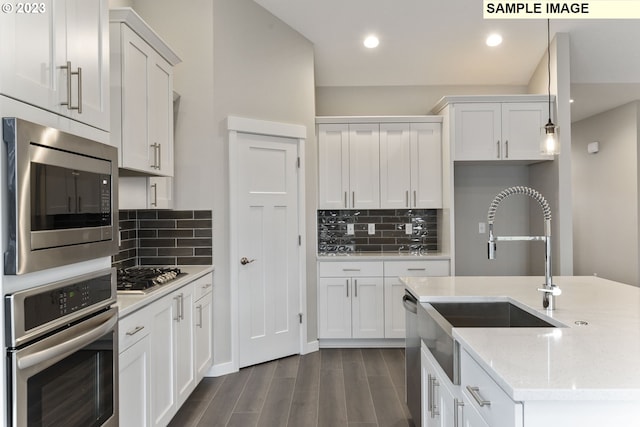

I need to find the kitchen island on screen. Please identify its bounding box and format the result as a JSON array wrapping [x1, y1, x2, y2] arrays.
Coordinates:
[[402, 275, 640, 426]]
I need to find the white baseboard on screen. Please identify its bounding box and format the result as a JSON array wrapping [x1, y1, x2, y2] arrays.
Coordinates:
[[302, 339, 319, 354], [206, 360, 237, 377], [319, 338, 405, 348]]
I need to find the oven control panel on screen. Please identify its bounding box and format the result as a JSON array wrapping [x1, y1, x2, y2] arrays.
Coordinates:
[[4, 270, 115, 341]]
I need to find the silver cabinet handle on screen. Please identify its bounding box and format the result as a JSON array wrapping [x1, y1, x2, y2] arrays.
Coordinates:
[[406, 190, 409, 208], [407, 268, 426, 271], [466, 386, 491, 407], [346, 279, 349, 298], [158, 143, 162, 169], [496, 140, 501, 158], [126, 325, 145, 336], [354, 279, 358, 297], [344, 191, 348, 208], [505, 140, 509, 158], [150, 143, 160, 169], [173, 295, 180, 321], [196, 305, 203, 328], [431, 376, 440, 417], [454, 398, 464, 427], [352, 191, 355, 208], [60, 61, 81, 112], [342, 268, 360, 272], [427, 374, 434, 415], [151, 183, 158, 207], [413, 190, 417, 207], [180, 293, 184, 321], [76, 66, 82, 114]]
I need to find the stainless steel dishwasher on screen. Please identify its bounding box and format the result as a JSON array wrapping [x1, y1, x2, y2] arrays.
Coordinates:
[[403, 290, 420, 426]]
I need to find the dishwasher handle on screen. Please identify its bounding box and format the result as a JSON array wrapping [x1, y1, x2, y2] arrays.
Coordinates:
[[403, 293, 418, 314]]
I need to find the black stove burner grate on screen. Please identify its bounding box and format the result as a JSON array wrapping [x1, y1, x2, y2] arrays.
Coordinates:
[[117, 267, 183, 292]]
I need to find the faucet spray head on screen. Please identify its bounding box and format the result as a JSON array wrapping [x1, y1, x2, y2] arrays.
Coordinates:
[[488, 224, 497, 260]]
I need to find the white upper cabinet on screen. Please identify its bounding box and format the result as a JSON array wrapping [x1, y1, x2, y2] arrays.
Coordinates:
[[318, 117, 443, 210], [380, 122, 442, 209], [451, 99, 553, 162], [0, 0, 109, 130], [318, 122, 380, 209], [110, 8, 181, 176]]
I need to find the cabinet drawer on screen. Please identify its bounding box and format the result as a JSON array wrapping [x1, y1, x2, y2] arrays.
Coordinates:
[[383, 260, 449, 277], [461, 349, 523, 427], [319, 261, 383, 277], [193, 273, 214, 301], [119, 307, 152, 353]]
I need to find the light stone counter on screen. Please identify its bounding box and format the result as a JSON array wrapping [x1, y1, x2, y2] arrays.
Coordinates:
[[116, 265, 214, 318], [402, 275, 640, 401], [317, 252, 451, 261]]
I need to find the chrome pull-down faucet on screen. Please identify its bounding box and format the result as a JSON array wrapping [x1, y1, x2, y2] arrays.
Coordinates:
[[486, 186, 561, 310]]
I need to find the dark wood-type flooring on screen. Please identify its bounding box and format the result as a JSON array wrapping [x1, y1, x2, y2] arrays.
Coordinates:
[[168, 348, 415, 427]]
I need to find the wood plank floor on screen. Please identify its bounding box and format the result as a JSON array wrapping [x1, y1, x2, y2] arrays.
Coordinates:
[[169, 348, 415, 427]]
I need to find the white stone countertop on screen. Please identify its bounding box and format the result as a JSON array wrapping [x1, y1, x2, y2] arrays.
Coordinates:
[[401, 275, 640, 401], [116, 265, 214, 318], [317, 252, 451, 261]]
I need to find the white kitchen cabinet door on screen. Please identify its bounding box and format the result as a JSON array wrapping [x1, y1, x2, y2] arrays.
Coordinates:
[[112, 18, 176, 176], [119, 335, 151, 427], [318, 124, 350, 209], [194, 292, 213, 382], [422, 345, 442, 427], [0, 0, 109, 130], [148, 177, 174, 209], [501, 103, 551, 161], [380, 123, 412, 209], [411, 123, 443, 208], [175, 284, 196, 408], [148, 57, 174, 176], [149, 293, 177, 427], [64, 0, 109, 130], [349, 124, 380, 209], [463, 400, 490, 427], [454, 103, 502, 161], [351, 277, 384, 339], [119, 25, 152, 172], [318, 277, 352, 339], [383, 278, 406, 339]]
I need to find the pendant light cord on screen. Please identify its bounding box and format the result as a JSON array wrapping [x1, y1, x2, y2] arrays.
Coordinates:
[[547, 18, 552, 120]]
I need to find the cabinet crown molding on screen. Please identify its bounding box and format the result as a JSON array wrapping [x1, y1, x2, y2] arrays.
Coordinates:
[[316, 115, 442, 124], [432, 94, 555, 114], [110, 7, 182, 66]]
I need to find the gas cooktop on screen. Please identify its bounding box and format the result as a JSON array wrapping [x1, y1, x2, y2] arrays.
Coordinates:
[[117, 267, 185, 294]]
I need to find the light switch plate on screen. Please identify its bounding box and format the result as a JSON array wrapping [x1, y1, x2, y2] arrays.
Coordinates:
[[479, 222, 486, 234], [368, 223, 375, 235], [346, 223, 355, 235], [405, 223, 413, 235]]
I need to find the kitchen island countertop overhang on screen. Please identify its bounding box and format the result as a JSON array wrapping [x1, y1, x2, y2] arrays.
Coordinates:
[[402, 275, 640, 401]]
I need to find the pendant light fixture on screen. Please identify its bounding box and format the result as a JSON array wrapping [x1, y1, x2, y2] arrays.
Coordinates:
[[541, 18, 560, 155]]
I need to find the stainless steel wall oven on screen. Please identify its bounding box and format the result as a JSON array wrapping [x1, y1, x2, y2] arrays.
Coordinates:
[[3, 118, 119, 275], [5, 268, 118, 427]]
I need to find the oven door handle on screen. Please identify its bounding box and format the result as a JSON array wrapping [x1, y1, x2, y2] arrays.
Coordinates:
[[17, 314, 117, 370]]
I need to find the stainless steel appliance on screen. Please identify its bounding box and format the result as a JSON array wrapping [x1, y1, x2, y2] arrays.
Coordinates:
[[403, 290, 420, 426], [3, 117, 119, 275], [5, 268, 118, 427], [116, 266, 185, 294]]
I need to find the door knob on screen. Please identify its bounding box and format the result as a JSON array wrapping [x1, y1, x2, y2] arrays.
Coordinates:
[[240, 257, 256, 265]]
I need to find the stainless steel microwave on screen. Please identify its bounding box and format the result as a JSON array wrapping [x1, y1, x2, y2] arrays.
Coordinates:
[[3, 118, 119, 275]]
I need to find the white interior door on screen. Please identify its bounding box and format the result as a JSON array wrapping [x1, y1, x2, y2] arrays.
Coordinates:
[[236, 132, 301, 368]]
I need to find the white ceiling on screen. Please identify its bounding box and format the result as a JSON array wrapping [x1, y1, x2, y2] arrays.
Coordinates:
[[253, 0, 640, 122]]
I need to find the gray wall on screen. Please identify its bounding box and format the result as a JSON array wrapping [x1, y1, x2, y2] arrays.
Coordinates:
[[572, 102, 639, 286], [316, 85, 528, 116], [128, 0, 317, 367]]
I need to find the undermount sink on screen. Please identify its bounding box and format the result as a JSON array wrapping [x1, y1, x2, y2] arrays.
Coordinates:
[[418, 300, 557, 384], [429, 301, 555, 328]]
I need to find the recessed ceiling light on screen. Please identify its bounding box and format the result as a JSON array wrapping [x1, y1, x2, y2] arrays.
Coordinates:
[[569, 99, 575, 103], [364, 35, 379, 49], [486, 33, 503, 47]]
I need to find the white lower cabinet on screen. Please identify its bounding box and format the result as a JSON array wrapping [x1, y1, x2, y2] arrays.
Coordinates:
[[421, 342, 464, 427], [119, 308, 152, 427], [384, 260, 450, 338], [119, 272, 213, 427]]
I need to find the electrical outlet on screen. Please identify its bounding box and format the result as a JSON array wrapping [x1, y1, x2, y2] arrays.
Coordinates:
[[346, 223, 355, 235], [405, 223, 413, 235], [368, 223, 375, 235], [479, 222, 486, 234]]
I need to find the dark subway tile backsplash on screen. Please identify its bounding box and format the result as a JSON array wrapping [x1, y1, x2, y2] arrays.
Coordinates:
[[112, 209, 213, 269], [318, 209, 438, 255]]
